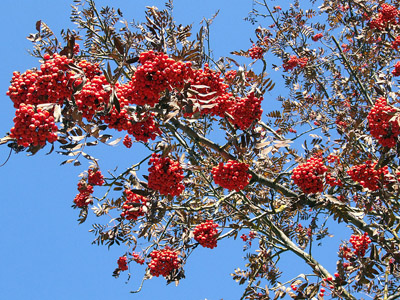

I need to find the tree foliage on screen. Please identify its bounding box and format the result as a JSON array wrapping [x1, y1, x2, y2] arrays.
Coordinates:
[[3, 0, 400, 299]]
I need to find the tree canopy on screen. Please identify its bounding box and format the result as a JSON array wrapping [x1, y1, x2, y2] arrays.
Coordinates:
[[3, 0, 400, 299]]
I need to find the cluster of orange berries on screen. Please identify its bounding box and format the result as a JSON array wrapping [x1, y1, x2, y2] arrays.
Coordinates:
[[120, 189, 148, 221], [325, 173, 343, 187], [241, 231, 257, 246], [368, 97, 400, 148], [99, 84, 161, 143], [283, 55, 308, 71], [212, 160, 251, 192], [148, 247, 180, 277], [291, 157, 327, 194], [7, 53, 77, 147], [349, 233, 371, 257], [117, 256, 128, 271], [7, 50, 266, 150], [98, 84, 162, 144], [75, 75, 110, 121], [88, 169, 105, 186], [229, 92, 263, 130], [7, 53, 74, 108], [123, 134, 132, 148], [148, 153, 185, 196], [347, 160, 388, 191], [312, 33, 323, 41], [392, 36, 400, 50], [193, 220, 219, 249], [369, 3, 399, 30], [126, 113, 161, 143], [127, 50, 193, 107], [76, 59, 101, 80], [117, 252, 145, 272], [393, 62, 400, 76], [248, 44, 264, 60], [74, 180, 94, 208], [73, 168, 104, 208], [9, 103, 58, 147], [224, 70, 237, 83], [131, 252, 145, 265], [188, 63, 229, 116]]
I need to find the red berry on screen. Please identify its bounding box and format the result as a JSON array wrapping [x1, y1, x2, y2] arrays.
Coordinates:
[[117, 256, 128, 271], [88, 168, 105, 186], [228, 92, 263, 130], [148, 246, 180, 277], [193, 220, 219, 249], [212, 160, 252, 191], [367, 97, 400, 148], [283, 55, 308, 71], [120, 189, 148, 221], [248, 44, 264, 60], [347, 160, 388, 191], [291, 157, 327, 194], [123, 135, 133, 148], [148, 153, 185, 196]]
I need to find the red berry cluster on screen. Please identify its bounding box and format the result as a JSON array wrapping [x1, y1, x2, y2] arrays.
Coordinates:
[[76, 59, 102, 80], [88, 168, 105, 186], [312, 33, 323, 41], [7, 70, 39, 109], [75, 75, 110, 120], [73, 177, 95, 208], [228, 92, 263, 130], [120, 189, 148, 221], [127, 113, 162, 143], [340, 245, 354, 260], [241, 231, 256, 246], [73, 44, 80, 55], [193, 220, 219, 249], [212, 160, 252, 191], [100, 84, 161, 143], [369, 4, 399, 30], [131, 252, 145, 265], [349, 233, 371, 257], [283, 55, 308, 71], [393, 61, 400, 76], [291, 157, 328, 194], [392, 36, 400, 50], [327, 154, 340, 164], [100, 84, 134, 129], [148, 247, 180, 277], [367, 97, 400, 148], [73, 191, 93, 208], [240, 234, 249, 242], [248, 44, 264, 60], [78, 181, 94, 194], [335, 115, 349, 130], [347, 160, 388, 191], [224, 70, 237, 83], [127, 50, 192, 107], [7, 53, 74, 108], [123, 134, 132, 148], [9, 103, 58, 147], [148, 153, 185, 196], [188, 64, 229, 116], [118, 256, 128, 271], [326, 173, 343, 187]]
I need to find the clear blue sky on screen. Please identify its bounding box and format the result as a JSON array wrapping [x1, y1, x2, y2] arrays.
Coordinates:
[[0, 1, 345, 299]]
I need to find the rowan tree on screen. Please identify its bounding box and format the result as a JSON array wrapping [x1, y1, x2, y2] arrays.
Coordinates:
[[2, 0, 400, 299]]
